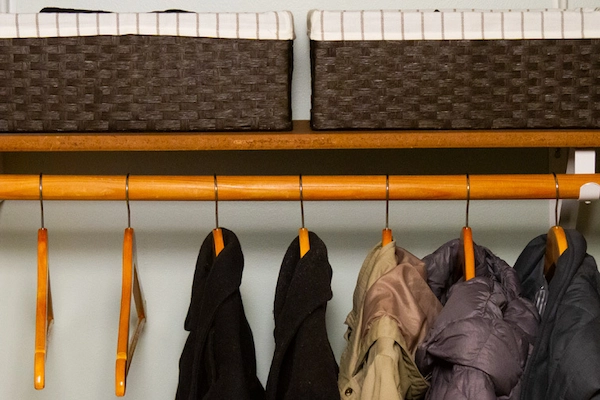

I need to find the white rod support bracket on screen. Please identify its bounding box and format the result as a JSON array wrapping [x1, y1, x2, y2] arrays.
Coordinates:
[[579, 182, 600, 203], [574, 149, 599, 202], [559, 148, 597, 229]]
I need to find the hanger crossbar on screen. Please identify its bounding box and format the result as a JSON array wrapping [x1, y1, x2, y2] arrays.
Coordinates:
[[0, 174, 597, 201]]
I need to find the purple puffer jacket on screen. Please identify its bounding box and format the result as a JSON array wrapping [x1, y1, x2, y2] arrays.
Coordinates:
[[416, 239, 539, 400]]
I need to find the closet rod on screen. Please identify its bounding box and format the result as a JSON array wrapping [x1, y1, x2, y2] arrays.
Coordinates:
[[0, 174, 598, 201]]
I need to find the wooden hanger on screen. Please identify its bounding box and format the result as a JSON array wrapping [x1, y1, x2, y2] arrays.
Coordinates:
[[34, 174, 53, 390], [382, 174, 393, 246], [461, 174, 475, 281], [116, 175, 147, 397], [544, 173, 568, 282], [212, 174, 224, 257], [299, 175, 310, 257]]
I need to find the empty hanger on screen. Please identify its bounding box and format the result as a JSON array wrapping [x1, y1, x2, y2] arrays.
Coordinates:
[[34, 173, 54, 390], [544, 173, 568, 282], [116, 174, 147, 397], [212, 174, 224, 257], [299, 175, 310, 258], [382, 174, 393, 246], [460, 174, 475, 281]]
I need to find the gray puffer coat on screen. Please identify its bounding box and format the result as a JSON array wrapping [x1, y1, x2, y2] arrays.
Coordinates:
[[416, 239, 539, 400]]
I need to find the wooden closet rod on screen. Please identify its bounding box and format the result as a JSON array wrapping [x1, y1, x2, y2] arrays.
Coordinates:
[[0, 174, 598, 201]]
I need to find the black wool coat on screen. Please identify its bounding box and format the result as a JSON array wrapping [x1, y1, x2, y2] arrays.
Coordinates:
[[265, 231, 339, 400], [514, 229, 600, 400], [176, 228, 265, 400]]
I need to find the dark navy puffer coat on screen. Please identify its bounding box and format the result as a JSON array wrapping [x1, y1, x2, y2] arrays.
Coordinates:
[[416, 239, 539, 400]]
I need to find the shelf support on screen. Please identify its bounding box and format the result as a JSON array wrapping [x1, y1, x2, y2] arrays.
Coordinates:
[[558, 149, 598, 230]]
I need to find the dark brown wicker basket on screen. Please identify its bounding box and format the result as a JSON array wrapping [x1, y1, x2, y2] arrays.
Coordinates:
[[0, 35, 293, 132], [311, 39, 600, 130]]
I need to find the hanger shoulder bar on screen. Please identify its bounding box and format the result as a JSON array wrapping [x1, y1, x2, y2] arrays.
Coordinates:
[[34, 227, 52, 390], [116, 227, 146, 397], [0, 174, 599, 201]]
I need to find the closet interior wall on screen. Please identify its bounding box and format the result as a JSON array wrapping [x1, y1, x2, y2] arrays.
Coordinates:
[[3, 152, 599, 400], [1, 1, 599, 400]]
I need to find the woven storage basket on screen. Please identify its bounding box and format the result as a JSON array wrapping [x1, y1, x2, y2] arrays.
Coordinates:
[[309, 9, 600, 130], [0, 11, 294, 132]]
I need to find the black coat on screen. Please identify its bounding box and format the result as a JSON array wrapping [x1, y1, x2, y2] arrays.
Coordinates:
[[514, 229, 600, 400], [176, 228, 265, 400], [265, 231, 339, 400]]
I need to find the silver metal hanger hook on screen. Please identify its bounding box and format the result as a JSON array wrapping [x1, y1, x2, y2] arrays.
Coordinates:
[[385, 174, 390, 230], [214, 174, 219, 229], [553, 172, 560, 226], [465, 173, 471, 228], [39, 173, 45, 229], [299, 174, 305, 229], [126, 173, 131, 229]]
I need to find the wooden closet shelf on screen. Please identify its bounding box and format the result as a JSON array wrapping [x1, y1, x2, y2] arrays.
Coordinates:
[[0, 120, 599, 151]]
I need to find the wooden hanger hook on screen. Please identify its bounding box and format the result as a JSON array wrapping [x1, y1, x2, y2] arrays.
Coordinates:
[[212, 174, 224, 257], [299, 174, 310, 257], [462, 174, 475, 281], [382, 174, 393, 246]]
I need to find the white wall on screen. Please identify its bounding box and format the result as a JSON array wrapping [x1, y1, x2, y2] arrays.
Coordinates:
[[1, 1, 599, 399], [0, 198, 563, 399]]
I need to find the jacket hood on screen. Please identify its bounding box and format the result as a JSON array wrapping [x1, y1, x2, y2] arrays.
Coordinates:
[[422, 238, 522, 305]]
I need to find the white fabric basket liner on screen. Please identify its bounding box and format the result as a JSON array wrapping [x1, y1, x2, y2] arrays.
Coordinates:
[[0, 11, 295, 40], [308, 8, 600, 41]]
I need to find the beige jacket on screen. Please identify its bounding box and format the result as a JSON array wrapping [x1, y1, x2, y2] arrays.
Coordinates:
[[338, 241, 442, 400]]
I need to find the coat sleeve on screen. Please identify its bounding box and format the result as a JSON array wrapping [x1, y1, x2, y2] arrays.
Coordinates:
[[342, 315, 430, 400], [360, 336, 404, 400]]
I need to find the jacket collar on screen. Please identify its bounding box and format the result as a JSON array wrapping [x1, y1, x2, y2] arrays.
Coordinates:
[[184, 227, 244, 333], [423, 238, 522, 304], [514, 228, 588, 319], [347, 243, 441, 377], [347, 242, 399, 331], [271, 231, 333, 362]]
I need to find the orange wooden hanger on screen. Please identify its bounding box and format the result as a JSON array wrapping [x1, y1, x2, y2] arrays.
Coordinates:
[[382, 174, 393, 246], [461, 174, 475, 281], [212, 174, 224, 257], [34, 174, 53, 390], [299, 175, 310, 258], [116, 175, 147, 397], [544, 173, 568, 282]]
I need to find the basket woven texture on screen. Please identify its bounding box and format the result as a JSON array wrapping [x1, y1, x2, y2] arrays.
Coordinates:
[[0, 35, 292, 132], [311, 39, 600, 130]]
